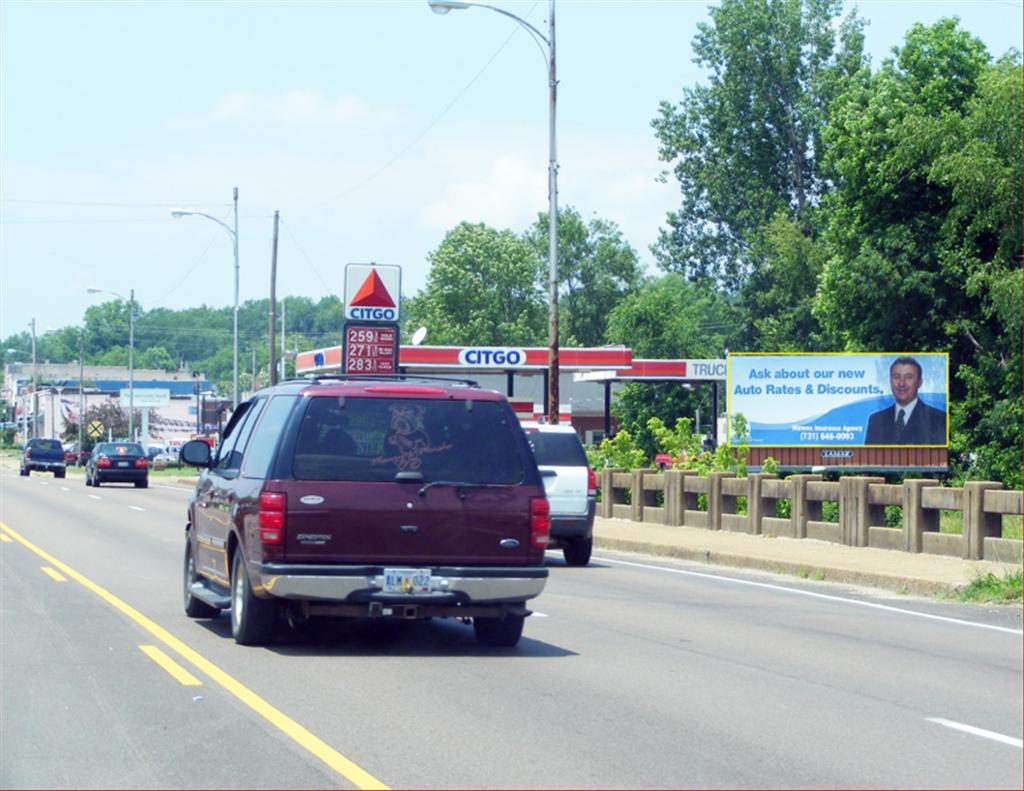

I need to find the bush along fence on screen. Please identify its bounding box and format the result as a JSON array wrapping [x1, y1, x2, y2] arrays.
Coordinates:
[[598, 470, 1023, 565]]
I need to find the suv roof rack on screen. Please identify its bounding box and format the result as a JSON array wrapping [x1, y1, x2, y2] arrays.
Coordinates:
[[281, 373, 481, 389]]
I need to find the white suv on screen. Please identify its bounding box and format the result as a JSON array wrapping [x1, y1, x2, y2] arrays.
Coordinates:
[[522, 423, 596, 566]]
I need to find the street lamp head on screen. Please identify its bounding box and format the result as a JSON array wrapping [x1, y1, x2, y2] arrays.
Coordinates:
[[86, 287, 103, 294], [428, 0, 472, 13], [170, 209, 191, 218]]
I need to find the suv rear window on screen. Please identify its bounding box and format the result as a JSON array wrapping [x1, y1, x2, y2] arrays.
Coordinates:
[[30, 439, 63, 451], [292, 396, 524, 484], [526, 432, 587, 466], [94, 443, 144, 456]]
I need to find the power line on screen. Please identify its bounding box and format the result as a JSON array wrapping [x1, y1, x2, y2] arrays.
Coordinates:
[[312, 2, 541, 210], [279, 218, 333, 293]]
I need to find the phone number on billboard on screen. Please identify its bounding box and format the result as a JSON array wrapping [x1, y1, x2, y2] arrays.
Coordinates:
[[799, 432, 855, 442]]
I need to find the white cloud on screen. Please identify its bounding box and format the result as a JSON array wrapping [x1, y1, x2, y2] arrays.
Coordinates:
[[207, 90, 398, 128], [417, 154, 547, 231]]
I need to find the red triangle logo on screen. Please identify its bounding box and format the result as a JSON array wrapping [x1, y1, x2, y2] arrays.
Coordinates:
[[351, 269, 396, 308]]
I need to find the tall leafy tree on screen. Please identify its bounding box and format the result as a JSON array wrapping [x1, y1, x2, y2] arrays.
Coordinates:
[[814, 21, 1020, 485], [403, 222, 545, 346], [525, 207, 643, 347], [651, 0, 865, 289]]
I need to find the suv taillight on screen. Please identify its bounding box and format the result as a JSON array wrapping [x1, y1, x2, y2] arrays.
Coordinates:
[[530, 497, 550, 548], [134, 458, 148, 468], [258, 492, 286, 544], [96, 455, 111, 468], [24, 448, 31, 459], [587, 467, 597, 497]]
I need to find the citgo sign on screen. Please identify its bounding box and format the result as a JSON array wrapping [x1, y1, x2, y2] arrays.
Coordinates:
[[457, 348, 527, 367]]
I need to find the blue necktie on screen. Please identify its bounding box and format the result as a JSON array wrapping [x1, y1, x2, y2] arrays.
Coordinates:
[[895, 408, 906, 439]]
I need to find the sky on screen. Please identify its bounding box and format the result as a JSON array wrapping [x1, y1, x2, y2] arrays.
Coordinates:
[[2, 0, 1021, 346]]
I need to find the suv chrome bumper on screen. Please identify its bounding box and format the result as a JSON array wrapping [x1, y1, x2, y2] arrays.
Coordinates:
[[254, 562, 548, 604]]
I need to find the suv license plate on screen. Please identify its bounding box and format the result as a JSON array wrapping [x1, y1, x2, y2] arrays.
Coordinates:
[[383, 568, 432, 594], [117, 461, 129, 467]]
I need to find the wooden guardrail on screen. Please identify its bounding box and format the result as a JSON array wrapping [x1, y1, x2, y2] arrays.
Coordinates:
[[597, 469, 1022, 564]]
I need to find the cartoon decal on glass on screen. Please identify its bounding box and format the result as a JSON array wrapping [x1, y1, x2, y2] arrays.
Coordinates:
[[372, 404, 451, 471]]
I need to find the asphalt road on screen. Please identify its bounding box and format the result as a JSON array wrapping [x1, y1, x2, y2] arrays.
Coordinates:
[[2, 468, 1021, 789]]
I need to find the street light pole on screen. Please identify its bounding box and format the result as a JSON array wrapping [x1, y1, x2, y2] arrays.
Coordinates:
[[429, 0, 560, 423], [172, 189, 240, 409]]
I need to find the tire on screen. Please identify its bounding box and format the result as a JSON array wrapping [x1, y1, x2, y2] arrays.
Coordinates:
[[20, 467, 28, 477], [563, 537, 593, 567], [135, 479, 148, 489], [230, 551, 276, 646], [55, 469, 65, 479], [183, 537, 219, 618], [473, 611, 525, 647]]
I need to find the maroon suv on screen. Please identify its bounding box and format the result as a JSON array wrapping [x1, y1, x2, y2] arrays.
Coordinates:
[[180, 376, 550, 647]]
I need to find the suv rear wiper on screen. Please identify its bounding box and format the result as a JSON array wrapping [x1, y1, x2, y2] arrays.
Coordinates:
[[418, 480, 516, 497]]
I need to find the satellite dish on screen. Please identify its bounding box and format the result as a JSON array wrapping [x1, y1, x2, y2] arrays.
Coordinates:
[[410, 327, 427, 346]]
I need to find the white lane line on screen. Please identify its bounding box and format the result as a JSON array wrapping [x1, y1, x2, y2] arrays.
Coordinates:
[[926, 718, 1023, 748], [596, 556, 1024, 636], [61, 487, 71, 491], [88, 495, 102, 500], [128, 506, 146, 512], [38, 481, 49, 486], [532, 612, 548, 618]]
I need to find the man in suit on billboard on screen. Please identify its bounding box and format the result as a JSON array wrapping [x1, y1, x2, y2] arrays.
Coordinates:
[[865, 356, 946, 445]]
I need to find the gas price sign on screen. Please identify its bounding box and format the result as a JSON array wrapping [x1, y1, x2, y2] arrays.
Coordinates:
[[344, 324, 398, 374]]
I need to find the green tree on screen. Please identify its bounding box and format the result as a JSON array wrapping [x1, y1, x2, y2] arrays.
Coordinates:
[[814, 21, 1020, 486], [403, 222, 545, 346], [605, 275, 740, 456], [651, 0, 865, 288], [525, 207, 643, 347]]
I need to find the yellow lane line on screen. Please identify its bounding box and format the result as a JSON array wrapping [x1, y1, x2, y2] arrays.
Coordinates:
[[41, 566, 67, 582], [0, 521, 389, 790], [0, 534, 12, 542], [139, 644, 202, 686]]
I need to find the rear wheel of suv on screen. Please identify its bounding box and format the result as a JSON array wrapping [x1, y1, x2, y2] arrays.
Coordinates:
[[135, 479, 148, 489], [55, 469, 65, 479], [20, 467, 28, 476], [230, 551, 277, 646], [473, 610, 525, 647], [563, 537, 592, 567], [183, 538, 220, 618]]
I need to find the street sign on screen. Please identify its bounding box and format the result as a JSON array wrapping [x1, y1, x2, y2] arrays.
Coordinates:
[[343, 324, 398, 375], [119, 388, 170, 408], [86, 420, 104, 438], [344, 264, 401, 322]]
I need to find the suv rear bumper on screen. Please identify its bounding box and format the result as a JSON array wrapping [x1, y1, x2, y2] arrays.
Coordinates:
[[23, 460, 65, 472], [549, 498, 596, 540], [254, 562, 548, 604]]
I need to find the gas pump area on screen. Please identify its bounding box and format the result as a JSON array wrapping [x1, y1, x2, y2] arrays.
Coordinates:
[[294, 344, 727, 447]]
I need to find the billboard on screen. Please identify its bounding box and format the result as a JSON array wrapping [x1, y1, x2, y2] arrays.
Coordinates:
[[727, 353, 948, 447]]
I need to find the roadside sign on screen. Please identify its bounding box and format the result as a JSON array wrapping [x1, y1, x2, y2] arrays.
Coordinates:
[[119, 388, 170, 408], [86, 420, 104, 438], [343, 324, 398, 375], [344, 264, 401, 322]]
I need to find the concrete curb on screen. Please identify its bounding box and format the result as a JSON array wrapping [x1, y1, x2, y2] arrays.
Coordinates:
[[593, 536, 962, 598]]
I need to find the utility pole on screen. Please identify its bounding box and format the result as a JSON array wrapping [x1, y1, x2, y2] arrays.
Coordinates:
[[280, 298, 286, 380], [30, 318, 37, 440], [78, 329, 84, 457], [268, 211, 279, 386]]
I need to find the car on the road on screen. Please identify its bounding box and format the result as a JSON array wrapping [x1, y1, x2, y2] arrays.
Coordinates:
[[522, 422, 596, 566], [85, 442, 149, 488], [179, 375, 550, 647], [20, 438, 66, 478]]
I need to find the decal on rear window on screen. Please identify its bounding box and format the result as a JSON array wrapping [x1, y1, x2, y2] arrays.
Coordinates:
[[373, 404, 452, 471]]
